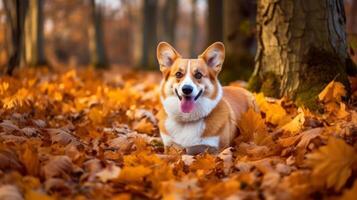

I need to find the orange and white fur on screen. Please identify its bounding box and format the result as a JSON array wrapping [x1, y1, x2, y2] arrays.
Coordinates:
[[157, 42, 258, 154]]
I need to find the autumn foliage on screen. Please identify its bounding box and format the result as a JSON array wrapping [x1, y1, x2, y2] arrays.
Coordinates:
[[0, 68, 357, 199]]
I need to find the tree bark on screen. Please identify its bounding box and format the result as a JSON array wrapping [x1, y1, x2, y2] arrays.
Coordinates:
[[222, 0, 256, 82], [88, 0, 108, 69], [190, 0, 198, 57], [24, 0, 46, 67], [3, 0, 28, 75], [207, 0, 223, 44], [141, 0, 157, 69], [162, 0, 178, 45], [249, 0, 350, 107]]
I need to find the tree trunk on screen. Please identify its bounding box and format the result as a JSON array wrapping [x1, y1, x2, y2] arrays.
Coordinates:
[[24, 0, 46, 67], [3, 0, 28, 75], [207, 0, 223, 44], [88, 0, 108, 68], [190, 0, 198, 57], [222, 0, 256, 82], [249, 0, 350, 108], [141, 0, 157, 69], [162, 0, 178, 45]]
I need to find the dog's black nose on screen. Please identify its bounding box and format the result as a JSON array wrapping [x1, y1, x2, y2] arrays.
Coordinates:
[[182, 85, 193, 95]]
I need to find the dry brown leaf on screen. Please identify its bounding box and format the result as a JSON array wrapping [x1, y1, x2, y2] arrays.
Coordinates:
[[0, 147, 24, 173], [0, 120, 19, 132], [43, 155, 73, 179], [21, 145, 41, 176], [296, 128, 323, 149], [20, 127, 38, 137], [306, 137, 357, 190], [47, 128, 76, 145], [218, 147, 233, 175], [96, 164, 121, 183], [44, 178, 72, 195], [0, 185, 23, 200]]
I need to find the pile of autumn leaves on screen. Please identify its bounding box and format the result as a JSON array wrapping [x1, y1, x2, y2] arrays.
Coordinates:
[[0, 68, 357, 200]]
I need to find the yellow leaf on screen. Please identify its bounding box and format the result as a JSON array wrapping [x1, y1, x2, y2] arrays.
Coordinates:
[[118, 165, 151, 182], [255, 93, 289, 126], [336, 103, 349, 119], [306, 137, 357, 191], [318, 81, 346, 103], [281, 112, 305, 135]]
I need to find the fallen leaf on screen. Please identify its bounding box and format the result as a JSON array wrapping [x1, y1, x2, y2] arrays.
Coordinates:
[[21, 145, 41, 176], [0, 185, 23, 200], [96, 164, 121, 183], [118, 165, 151, 182], [281, 112, 305, 135], [306, 137, 357, 190], [255, 93, 289, 126], [238, 107, 266, 142], [218, 147, 233, 175], [43, 155, 73, 179], [318, 81, 346, 103], [0, 120, 19, 132]]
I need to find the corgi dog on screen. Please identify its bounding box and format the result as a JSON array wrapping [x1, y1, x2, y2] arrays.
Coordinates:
[[157, 42, 258, 154]]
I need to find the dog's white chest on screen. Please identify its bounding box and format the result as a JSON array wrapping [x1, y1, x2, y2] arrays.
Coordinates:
[[162, 118, 219, 148]]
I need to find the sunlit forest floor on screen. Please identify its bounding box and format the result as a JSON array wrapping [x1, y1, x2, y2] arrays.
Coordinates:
[[1, 68, 357, 199]]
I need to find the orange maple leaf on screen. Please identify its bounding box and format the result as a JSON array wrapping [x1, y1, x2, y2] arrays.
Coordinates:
[[306, 137, 357, 191]]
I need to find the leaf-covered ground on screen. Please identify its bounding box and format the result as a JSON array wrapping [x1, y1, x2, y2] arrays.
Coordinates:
[[0, 68, 357, 200]]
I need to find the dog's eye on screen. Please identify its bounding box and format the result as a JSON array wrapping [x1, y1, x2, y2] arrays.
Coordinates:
[[175, 72, 183, 78], [194, 72, 203, 79]]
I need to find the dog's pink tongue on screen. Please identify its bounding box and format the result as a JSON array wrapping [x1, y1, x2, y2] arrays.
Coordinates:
[[181, 98, 195, 113]]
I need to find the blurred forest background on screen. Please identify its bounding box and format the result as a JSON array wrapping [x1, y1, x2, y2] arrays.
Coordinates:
[[0, 0, 356, 83]]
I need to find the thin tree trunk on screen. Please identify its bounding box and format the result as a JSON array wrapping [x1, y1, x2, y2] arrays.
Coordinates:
[[88, 0, 108, 68], [3, 0, 28, 75], [141, 0, 157, 69], [162, 0, 178, 45], [24, 0, 46, 67], [207, 0, 223, 44], [249, 0, 350, 108], [190, 0, 197, 57]]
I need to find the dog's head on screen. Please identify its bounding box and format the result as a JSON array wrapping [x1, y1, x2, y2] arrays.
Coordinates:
[[157, 42, 225, 122]]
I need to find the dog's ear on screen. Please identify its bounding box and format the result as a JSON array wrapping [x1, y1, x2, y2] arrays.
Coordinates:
[[199, 42, 225, 73], [157, 42, 181, 72]]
